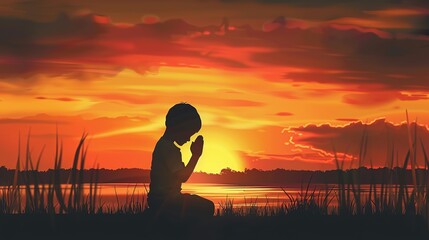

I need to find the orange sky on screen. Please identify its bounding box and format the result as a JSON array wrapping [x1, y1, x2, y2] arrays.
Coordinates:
[[0, 0, 429, 172]]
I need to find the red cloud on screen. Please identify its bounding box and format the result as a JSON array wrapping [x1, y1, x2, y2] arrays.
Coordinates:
[[342, 92, 397, 106], [287, 119, 429, 168], [342, 92, 428, 106], [0, 13, 240, 79], [276, 112, 293, 116], [239, 151, 336, 171], [0, 12, 428, 99], [35, 96, 79, 102], [336, 118, 359, 122]]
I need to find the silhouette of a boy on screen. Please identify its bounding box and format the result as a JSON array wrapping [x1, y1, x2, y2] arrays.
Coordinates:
[[148, 103, 215, 218]]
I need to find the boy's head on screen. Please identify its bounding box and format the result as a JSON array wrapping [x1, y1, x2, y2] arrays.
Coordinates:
[[165, 103, 201, 145]]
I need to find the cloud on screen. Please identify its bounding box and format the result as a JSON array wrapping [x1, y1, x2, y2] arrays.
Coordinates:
[[251, 25, 429, 89], [220, 0, 429, 9], [341, 92, 398, 106], [95, 93, 155, 105], [286, 118, 429, 168], [7, 0, 81, 20], [0, 13, 246, 80], [239, 151, 337, 170], [365, 8, 429, 17], [336, 118, 359, 122], [276, 112, 293, 116], [0, 116, 67, 125], [35, 96, 79, 102], [0, 12, 429, 100], [415, 14, 429, 35], [240, 151, 333, 164], [342, 92, 428, 106]]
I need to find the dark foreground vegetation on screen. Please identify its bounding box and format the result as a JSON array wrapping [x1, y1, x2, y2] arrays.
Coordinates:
[[0, 214, 427, 240], [1, 116, 429, 239]]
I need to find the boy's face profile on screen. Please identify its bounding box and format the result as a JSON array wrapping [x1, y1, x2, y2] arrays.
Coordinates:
[[174, 129, 197, 146]]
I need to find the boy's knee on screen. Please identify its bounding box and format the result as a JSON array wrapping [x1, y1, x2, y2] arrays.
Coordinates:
[[188, 195, 215, 217], [206, 200, 215, 216]]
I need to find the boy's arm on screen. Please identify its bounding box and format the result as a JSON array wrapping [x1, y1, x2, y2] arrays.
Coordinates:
[[175, 135, 204, 182]]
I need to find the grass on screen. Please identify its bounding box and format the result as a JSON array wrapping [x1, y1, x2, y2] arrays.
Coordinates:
[[216, 114, 429, 234], [0, 132, 105, 214], [1, 129, 429, 218], [0, 114, 429, 239]]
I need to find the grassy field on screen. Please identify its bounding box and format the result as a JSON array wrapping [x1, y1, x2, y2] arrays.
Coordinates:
[[1, 117, 429, 239]]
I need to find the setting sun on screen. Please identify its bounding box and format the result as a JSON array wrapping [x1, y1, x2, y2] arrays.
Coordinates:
[[179, 131, 243, 173]]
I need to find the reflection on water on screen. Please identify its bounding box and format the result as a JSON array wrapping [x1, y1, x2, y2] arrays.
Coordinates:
[[4, 183, 410, 210], [95, 183, 392, 209], [182, 183, 295, 207]]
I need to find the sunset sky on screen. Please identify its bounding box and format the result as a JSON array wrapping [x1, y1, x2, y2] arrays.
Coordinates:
[[1, 0, 429, 173]]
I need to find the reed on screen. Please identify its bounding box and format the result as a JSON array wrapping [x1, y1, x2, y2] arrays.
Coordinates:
[[214, 115, 429, 228], [218, 196, 235, 216], [0, 115, 428, 230], [0, 132, 104, 214]]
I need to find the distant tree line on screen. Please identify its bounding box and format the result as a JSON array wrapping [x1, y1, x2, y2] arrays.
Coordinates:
[[0, 167, 150, 185], [190, 167, 421, 185], [0, 166, 423, 185]]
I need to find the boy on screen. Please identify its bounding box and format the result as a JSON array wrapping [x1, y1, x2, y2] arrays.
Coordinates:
[[148, 103, 215, 218]]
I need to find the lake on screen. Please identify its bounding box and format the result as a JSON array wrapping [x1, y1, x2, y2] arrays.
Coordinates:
[[3, 182, 407, 212], [95, 182, 387, 210]]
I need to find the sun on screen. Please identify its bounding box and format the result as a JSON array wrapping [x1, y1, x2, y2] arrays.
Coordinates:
[[178, 130, 243, 174]]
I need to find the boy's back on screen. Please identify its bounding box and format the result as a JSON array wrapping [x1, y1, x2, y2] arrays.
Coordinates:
[[149, 136, 185, 198]]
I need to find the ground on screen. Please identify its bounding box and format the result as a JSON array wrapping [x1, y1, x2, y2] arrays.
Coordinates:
[[0, 214, 428, 240]]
